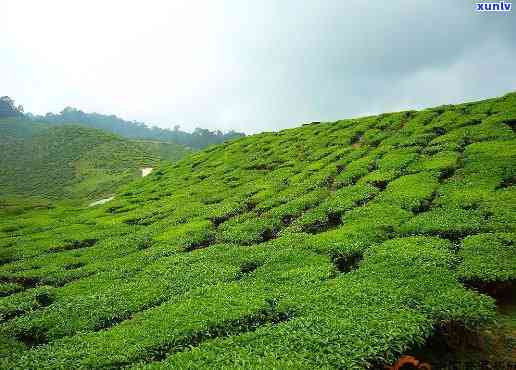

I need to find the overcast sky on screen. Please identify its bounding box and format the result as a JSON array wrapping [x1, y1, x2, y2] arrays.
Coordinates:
[[2, 1, 516, 133]]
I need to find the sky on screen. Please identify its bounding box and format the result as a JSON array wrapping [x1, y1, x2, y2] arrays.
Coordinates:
[[2, 1, 516, 134]]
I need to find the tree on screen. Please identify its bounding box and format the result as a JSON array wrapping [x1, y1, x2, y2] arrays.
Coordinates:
[[0, 96, 23, 117], [30, 107, 245, 149]]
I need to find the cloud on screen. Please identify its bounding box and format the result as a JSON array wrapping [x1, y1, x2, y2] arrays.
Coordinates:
[[2, 0, 515, 133]]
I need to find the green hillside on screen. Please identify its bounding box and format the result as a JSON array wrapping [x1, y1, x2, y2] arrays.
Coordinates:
[[0, 118, 191, 200], [0, 93, 515, 369]]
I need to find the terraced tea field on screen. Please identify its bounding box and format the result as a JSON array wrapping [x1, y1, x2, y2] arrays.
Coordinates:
[[0, 119, 191, 201], [0, 93, 515, 369]]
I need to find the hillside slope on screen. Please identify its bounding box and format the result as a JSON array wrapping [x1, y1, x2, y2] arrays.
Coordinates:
[[0, 93, 515, 369], [0, 118, 191, 200]]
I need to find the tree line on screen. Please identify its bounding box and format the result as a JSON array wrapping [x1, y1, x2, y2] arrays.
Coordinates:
[[0, 96, 24, 117], [1, 96, 245, 149]]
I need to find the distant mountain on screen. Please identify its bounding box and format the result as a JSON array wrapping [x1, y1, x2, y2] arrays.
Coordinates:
[[0, 117, 192, 200], [29, 107, 245, 149]]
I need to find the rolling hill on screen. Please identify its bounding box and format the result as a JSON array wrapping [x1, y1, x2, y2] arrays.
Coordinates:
[[30, 106, 245, 149], [0, 93, 515, 369], [0, 118, 191, 200]]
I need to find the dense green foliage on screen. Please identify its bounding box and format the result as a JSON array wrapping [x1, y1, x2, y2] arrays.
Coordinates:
[[0, 93, 514, 369], [30, 106, 245, 149], [0, 118, 191, 200], [0, 96, 23, 118]]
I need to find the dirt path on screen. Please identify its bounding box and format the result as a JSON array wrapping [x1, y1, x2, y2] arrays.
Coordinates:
[[88, 168, 152, 207], [88, 196, 115, 207], [141, 167, 153, 177]]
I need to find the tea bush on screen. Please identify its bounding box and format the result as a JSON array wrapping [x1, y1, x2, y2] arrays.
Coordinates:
[[457, 233, 516, 282], [0, 92, 514, 369]]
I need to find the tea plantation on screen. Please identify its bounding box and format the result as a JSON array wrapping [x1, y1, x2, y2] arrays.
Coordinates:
[[0, 118, 191, 200], [0, 93, 514, 369]]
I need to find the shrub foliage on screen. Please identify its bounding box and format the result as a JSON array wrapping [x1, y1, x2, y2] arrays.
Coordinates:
[[0, 92, 515, 369]]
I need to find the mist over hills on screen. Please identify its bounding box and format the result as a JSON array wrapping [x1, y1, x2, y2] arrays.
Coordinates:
[[1, 95, 245, 149], [0, 92, 514, 368], [28, 106, 245, 149], [1, 96, 245, 150]]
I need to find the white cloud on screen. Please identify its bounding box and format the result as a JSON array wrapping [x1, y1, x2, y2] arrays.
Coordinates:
[[2, 0, 515, 133]]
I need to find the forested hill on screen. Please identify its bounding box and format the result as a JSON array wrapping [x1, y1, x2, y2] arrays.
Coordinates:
[[29, 107, 245, 149], [0, 118, 191, 200], [0, 92, 514, 369]]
